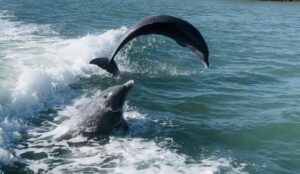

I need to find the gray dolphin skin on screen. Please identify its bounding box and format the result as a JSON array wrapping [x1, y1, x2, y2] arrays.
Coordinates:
[[57, 80, 134, 140], [89, 15, 209, 77]]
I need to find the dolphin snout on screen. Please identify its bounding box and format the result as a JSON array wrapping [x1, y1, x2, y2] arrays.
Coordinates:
[[124, 80, 134, 89]]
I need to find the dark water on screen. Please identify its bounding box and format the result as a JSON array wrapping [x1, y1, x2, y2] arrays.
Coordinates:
[[0, 0, 300, 173]]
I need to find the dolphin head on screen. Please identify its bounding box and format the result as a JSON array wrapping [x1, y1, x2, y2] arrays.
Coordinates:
[[101, 80, 134, 111], [55, 80, 135, 140]]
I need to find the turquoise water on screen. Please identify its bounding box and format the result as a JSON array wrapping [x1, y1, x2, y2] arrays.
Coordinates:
[[0, 0, 300, 173]]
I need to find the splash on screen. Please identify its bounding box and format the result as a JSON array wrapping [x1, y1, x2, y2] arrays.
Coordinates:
[[0, 9, 128, 167], [14, 92, 248, 174]]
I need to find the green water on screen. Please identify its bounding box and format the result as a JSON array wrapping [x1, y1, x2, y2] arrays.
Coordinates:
[[0, 0, 300, 173]]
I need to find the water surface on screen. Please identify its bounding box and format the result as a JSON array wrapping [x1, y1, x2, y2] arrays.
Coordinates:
[[0, 0, 300, 173]]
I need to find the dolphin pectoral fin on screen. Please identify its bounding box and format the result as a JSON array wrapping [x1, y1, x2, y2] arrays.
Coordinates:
[[115, 119, 129, 132], [121, 119, 129, 132], [89, 57, 120, 77]]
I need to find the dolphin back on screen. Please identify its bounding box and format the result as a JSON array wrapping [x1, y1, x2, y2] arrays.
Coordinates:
[[90, 15, 209, 77], [117, 15, 209, 64]]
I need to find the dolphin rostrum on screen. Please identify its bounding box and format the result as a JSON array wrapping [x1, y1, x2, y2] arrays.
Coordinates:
[[89, 15, 209, 77], [57, 80, 134, 140]]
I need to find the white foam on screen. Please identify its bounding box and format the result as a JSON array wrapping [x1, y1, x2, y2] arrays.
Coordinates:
[[0, 9, 128, 167], [0, 118, 19, 168], [0, 148, 15, 166], [22, 135, 248, 174], [14, 92, 248, 174]]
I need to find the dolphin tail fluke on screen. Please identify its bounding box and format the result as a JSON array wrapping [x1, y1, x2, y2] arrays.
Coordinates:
[[89, 57, 120, 77]]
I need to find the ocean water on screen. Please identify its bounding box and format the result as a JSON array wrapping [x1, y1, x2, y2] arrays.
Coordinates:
[[0, 0, 300, 173]]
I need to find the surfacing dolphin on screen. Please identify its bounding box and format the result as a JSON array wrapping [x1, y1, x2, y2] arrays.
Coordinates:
[[89, 15, 209, 77], [57, 80, 134, 140]]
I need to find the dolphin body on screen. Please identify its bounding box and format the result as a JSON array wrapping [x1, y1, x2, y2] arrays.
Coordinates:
[[90, 15, 209, 77], [57, 80, 134, 140]]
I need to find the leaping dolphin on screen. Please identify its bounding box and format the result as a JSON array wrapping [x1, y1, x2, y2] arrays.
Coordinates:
[[57, 80, 134, 140], [89, 15, 209, 77]]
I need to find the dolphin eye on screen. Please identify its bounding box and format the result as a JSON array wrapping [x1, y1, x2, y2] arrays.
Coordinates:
[[104, 95, 107, 99]]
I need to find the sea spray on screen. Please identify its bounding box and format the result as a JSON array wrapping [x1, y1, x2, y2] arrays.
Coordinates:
[[0, 10, 128, 167]]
